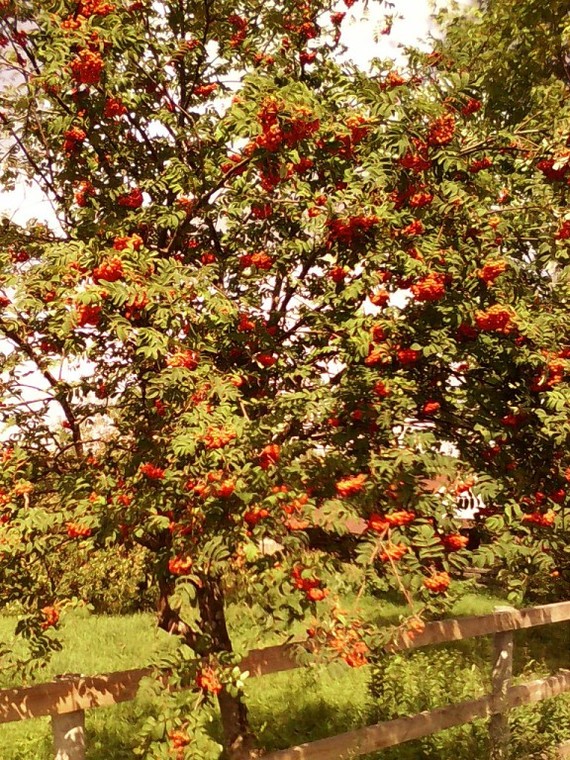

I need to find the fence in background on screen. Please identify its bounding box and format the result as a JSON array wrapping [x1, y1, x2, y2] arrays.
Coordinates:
[[1, 601, 570, 759]]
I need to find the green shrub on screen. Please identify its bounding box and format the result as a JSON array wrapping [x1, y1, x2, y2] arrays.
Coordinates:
[[3, 544, 157, 615], [368, 646, 570, 759]]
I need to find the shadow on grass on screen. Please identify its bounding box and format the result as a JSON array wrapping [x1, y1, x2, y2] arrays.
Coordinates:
[[246, 664, 371, 753]]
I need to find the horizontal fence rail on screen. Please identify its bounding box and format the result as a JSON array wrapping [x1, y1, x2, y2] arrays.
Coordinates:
[[1, 600, 570, 759], [260, 671, 570, 760]]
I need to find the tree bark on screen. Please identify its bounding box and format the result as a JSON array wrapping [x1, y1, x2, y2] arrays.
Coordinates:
[[197, 577, 259, 760]]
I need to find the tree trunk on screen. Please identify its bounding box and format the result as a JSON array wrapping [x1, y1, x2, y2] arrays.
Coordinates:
[[197, 577, 259, 760]]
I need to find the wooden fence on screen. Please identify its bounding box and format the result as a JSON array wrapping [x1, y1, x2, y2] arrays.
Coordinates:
[[1, 601, 570, 759]]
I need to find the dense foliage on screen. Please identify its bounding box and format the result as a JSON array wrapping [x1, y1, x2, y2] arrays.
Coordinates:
[[434, 0, 570, 125], [1, 0, 570, 756]]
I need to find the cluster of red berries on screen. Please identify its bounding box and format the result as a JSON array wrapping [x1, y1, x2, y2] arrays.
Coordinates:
[[469, 156, 492, 173], [500, 411, 526, 428], [396, 347, 420, 365], [283, 13, 319, 42], [41, 605, 60, 630], [537, 155, 570, 182], [251, 203, 273, 219], [113, 233, 143, 251], [400, 219, 424, 237], [477, 259, 507, 284], [166, 350, 199, 370], [193, 83, 218, 98], [422, 400, 440, 415], [256, 352, 277, 367], [220, 151, 248, 176], [326, 214, 378, 245], [456, 322, 479, 341], [243, 507, 269, 527], [369, 288, 390, 308], [367, 510, 415, 533], [168, 556, 193, 575], [427, 114, 455, 147], [328, 265, 348, 283], [381, 70, 407, 89], [400, 142, 432, 173], [372, 380, 390, 398], [139, 463, 165, 480], [530, 357, 567, 391], [364, 347, 389, 367], [461, 98, 482, 116], [66, 522, 93, 538], [257, 164, 281, 192], [273, 488, 310, 530], [186, 471, 236, 500], [196, 666, 223, 695], [63, 127, 86, 155], [292, 566, 328, 602], [390, 183, 431, 210], [74, 180, 95, 207], [409, 190, 433, 208], [255, 99, 320, 153], [228, 13, 247, 47], [327, 622, 368, 668], [79, 0, 115, 16], [70, 49, 104, 85], [379, 542, 407, 562], [330, 11, 345, 26], [168, 729, 190, 760], [76, 303, 101, 327], [117, 187, 144, 208], [123, 291, 149, 322], [202, 428, 236, 450], [335, 473, 367, 497], [423, 570, 450, 593], [92, 257, 123, 283], [258, 443, 280, 470], [103, 96, 127, 118], [522, 510, 556, 527], [440, 533, 469, 551], [411, 272, 446, 302], [475, 305, 514, 333], [240, 251, 274, 270]]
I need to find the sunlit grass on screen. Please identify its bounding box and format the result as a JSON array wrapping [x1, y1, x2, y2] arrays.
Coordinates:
[[0, 588, 568, 759]]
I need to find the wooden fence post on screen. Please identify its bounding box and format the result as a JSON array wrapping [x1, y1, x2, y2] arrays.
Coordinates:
[[489, 606, 515, 760], [52, 710, 85, 760]]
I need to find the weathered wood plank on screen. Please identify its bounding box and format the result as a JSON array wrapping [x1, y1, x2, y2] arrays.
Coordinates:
[[240, 643, 306, 677], [392, 601, 570, 651], [489, 607, 515, 760], [52, 710, 85, 760], [258, 696, 494, 759], [0, 668, 152, 724], [246, 602, 570, 677], [507, 670, 570, 708]]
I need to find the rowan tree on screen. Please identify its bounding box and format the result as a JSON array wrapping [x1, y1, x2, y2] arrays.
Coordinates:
[[1, 0, 570, 757]]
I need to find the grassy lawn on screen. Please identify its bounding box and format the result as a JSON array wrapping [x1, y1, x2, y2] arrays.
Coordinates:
[[0, 589, 569, 759]]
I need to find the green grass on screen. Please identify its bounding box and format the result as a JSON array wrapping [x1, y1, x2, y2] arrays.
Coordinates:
[[0, 589, 569, 759], [0, 609, 166, 685], [0, 610, 170, 759]]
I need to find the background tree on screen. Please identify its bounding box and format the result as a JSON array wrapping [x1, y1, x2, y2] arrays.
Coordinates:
[[433, 0, 570, 125], [1, 0, 570, 757]]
